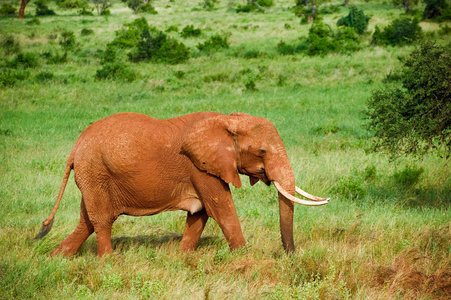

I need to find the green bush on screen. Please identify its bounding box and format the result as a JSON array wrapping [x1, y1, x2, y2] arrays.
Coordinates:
[[235, 0, 272, 13], [9, 52, 39, 68], [56, 0, 88, 9], [35, 0, 56, 16], [372, 18, 422, 46], [366, 41, 451, 158], [127, 0, 157, 14], [59, 30, 76, 51], [0, 3, 17, 16], [319, 4, 341, 14], [0, 68, 30, 87], [197, 33, 229, 52], [138, 2, 157, 14], [276, 40, 304, 55], [110, 18, 189, 64], [306, 23, 361, 56], [26, 17, 41, 25], [35, 71, 54, 82], [337, 6, 370, 34], [423, 0, 450, 19], [393, 166, 424, 189], [0, 35, 21, 56], [181, 25, 202, 38], [81, 28, 94, 36], [95, 62, 137, 81]]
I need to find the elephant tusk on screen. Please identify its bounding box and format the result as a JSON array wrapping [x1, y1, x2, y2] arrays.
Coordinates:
[[296, 186, 330, 202], [273, 181, 329, 206]]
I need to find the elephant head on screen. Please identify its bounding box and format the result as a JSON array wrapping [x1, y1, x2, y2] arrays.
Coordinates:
[[182, 113, 329, 252]]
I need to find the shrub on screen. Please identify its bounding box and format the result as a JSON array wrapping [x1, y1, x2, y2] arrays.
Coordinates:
[[127, 0, 157, 14], [393, 166, 424, 188], [138, 2, 157, 14], [305, 23, 361, 56], [26, 17, 41, 25], [337, 5, 370, 34], [366, 41, 451, 158], [181, 25, 202, 38], [197, 33, 229, 52], [35, 71, 54, 82], [59, 30, 76, 51], [110, 18, 189, 64], [276, 40, 304, 55], [9, 52, 39, 68], [35, 0, 56, 16], [319, 4, 340, 15], [0, 68, 30, 87], [423, 0, 450, 19], [81, 28, 94, 36], [372, 18, 422, 46], [79, 6, 94, 15], [0, 3, 17, 16], [0, 35, 21, 55], [392, 0, 418, 12], [95, 62, 137, 81], [235, 0, 272, 13], [56, 0, 88, 9]]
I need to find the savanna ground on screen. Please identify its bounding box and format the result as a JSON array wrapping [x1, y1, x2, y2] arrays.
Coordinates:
[[0, 0, 450, 298]]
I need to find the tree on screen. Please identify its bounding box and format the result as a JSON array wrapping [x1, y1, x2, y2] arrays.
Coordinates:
[[366, 41, 451, 158], [392, 0, 419, 12], [337, 5, 370, 34], [92, 0, 111, 15], [19, 0, 31, 18]]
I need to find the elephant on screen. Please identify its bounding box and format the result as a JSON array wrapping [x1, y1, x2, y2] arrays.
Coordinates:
[[35, 112, 329, 257]]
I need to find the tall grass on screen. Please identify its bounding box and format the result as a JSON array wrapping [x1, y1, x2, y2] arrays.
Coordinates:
[[1, 0, 450, 298]]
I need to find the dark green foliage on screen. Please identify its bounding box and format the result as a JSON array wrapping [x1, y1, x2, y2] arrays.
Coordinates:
[[319, 4, 340, 14], [174, 70, 185, 78], [0, 3, 17, 16], [127, 0, 157, 14], [392, 0, 419, 12], [79, 6, 94, 15], [0, 35, 21, 56], [367, 41, 451, 158], [166, 25, 179, 33], [181, 25, 202, 38], [306, 23, 361, 56], [0, 69, 30, 87], [203, 73, 229, 82], [35, 0, 56, 16], [35, 71, 54, 82], [276, 40, 304, 55], [95, 62, 137, 81], [197, 33, 229, 52], [423, 0, 450, 19], [337, 6, 370, 34], [333, 175, 366, 200], [56, 0, 88, 9], [81, 28, 94, 36], [43, 51, 68, 64], [26, 17, 41, 25], [59, 30, 76, 51], [235, 0, 271, 13], [110, 18, 189, 64], [393, 166, 424, 188], [9, 52, 39, 68], [372, 18, 422, 46]]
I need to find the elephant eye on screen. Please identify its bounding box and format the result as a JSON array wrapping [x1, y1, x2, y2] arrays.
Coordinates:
[[259, 149, 266, 155]]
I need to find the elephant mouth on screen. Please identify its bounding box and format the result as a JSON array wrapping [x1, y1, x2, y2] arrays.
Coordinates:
[[273, 181, 329, 206]]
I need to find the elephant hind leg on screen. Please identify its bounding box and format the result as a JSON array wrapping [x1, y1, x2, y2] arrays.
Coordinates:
[[51, 199, 94, 257], [180, 209, 209, 252]]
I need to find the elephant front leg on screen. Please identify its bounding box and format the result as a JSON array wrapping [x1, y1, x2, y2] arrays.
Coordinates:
[[180, 209, 209, 252], [194, 176, 246, 251]]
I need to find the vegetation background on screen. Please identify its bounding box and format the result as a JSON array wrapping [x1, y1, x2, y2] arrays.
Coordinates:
[[0, 0, 450, 298]]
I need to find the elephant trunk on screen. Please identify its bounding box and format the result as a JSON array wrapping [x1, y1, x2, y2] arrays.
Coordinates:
[[265, 150, 329, 253]]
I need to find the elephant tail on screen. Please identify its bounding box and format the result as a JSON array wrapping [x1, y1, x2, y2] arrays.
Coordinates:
[[34, 157, 74, 240]]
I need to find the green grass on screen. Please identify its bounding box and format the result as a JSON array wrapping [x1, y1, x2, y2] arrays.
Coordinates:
[[1, 0, 450, 298]]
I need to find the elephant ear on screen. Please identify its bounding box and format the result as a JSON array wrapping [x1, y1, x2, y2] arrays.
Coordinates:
[[182, 115, 242, 188]]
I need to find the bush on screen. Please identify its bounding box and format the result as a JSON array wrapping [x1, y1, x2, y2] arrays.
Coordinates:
[[56, 0, 88, 9], [197, 33, 229, 52], [337, 5, 370, 34], [59, 30, 76, 51], [26, 17, 41, 25], [0, 3, 17, 16], [35, 0, 56, 16], [393, 166, 424, 189], [181, 25, 202, 38], [423, 0, 450, 19], [35, 71, 54, 82], [372, 18, 422, 46], [366, 41, 451, 158], [0, 68, 30, 87], [127, 0, 157, 14], [110, 18, 189, 64], [235, 0, 272, 13], [95, 62, 137, 81], [138, 2, 157, 13], [306, 23, 361, 56], [81, 28, 94, 36], [319, 4, 340, 14], [0, 35, 21, 55], [9, 52, 39, 68]]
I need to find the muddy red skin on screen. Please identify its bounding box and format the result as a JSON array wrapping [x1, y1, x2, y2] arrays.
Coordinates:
[[38, 112, 300, 257]]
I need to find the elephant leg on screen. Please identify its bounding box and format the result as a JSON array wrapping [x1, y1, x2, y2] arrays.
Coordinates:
[[180, 209, 209, 252], [51, 198, 94, 257], [194, 175, 246, 250]]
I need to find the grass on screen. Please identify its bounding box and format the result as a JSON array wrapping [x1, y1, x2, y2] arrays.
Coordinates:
[[1, 0, 450, 298]]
